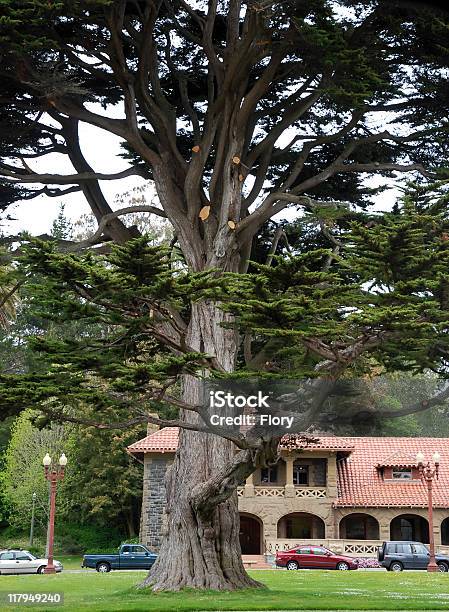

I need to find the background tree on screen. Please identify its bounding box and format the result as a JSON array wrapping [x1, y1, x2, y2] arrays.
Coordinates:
[[1, 0, 449, 591], [1, 410, 68, 534], [2, 198, 449, 588]]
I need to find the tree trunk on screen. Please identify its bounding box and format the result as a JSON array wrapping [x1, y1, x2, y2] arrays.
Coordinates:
[[140, 301, 262, 591], [125, 509, 136, 539]]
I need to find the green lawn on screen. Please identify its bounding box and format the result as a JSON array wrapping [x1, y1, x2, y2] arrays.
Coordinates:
[[57, 555, 84, 570], [1, 570, 449, 611]]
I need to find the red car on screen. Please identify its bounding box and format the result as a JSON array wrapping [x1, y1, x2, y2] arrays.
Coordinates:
[[275, 545, 358, 571]]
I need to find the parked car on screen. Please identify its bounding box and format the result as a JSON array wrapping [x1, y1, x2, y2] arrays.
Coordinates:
[[378, 541, 449, 572], [275, 545, 358, 571], [0, 549, 63, 575], [82, 543, 157, 572]]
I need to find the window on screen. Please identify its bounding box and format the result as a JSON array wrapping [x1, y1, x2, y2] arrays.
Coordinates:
[[393, 543, 412, 554], [296, 547, 311, 554], [131, 546, 147, 555], [411, 544, 429, 555], [0, 552, 14, 560], [15, 553, 32, 561], [392, 468, 412, 480], [311, 547, 328, 555], [260, 466, 278, 484], [293, 463, 309, 486], [122, 546, 131, 554]]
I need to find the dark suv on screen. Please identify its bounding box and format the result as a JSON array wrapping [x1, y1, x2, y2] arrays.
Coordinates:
[[378, 541, 449, 572]]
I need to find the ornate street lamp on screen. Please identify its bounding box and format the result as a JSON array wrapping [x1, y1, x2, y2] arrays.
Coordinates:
[[416, 451, 440, 573], [42, 453, 67, 574]]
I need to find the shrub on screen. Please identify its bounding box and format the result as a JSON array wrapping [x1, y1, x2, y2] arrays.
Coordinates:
[[357, 557, 381, 568], [54, 523, 124, 554], [0, 523, 124, 555]]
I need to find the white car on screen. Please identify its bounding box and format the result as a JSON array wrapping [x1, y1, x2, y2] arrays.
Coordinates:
[[0, 550, 63, 574]]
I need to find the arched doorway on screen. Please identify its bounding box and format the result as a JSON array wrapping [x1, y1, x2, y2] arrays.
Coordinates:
[[390, 514, 429, 543], [442, 517, 449, 545], [239, 513, 262, 554], [339, 513, 380, 540], [277, 512, 325, 539]]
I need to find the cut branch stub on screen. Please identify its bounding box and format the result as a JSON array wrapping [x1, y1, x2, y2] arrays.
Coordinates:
[[199, 205, 211, 221], [232, 156, 241, 165], [227, 220, 236, 230], [192, 145, 200, 153]]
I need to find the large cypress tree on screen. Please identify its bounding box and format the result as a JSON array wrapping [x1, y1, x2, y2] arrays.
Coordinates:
[[1, 0, 449, 590]]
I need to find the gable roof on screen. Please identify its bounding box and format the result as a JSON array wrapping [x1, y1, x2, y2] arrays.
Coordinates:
[[127, 428, 449, 508], [127, 427, 179, 456], [335, 436, 449, 508], [126, 428, 354, 457]]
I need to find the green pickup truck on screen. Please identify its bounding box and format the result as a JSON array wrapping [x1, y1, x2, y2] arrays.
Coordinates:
[[82, 544, 157, 572]]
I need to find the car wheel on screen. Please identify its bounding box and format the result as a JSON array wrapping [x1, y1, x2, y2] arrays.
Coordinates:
[[438, 562, 449, 573], [390, 561, 403, 572], [96, 562, 111, 573], [286, 561, 299, 570], [337, 562, 350, 571], [37, 566, 46, 574]]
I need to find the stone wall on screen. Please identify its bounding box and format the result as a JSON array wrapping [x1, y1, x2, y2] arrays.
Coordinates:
[[140, 453, 172, 551]]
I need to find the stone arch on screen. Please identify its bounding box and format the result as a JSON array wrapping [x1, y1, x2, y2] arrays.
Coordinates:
[[277, 512, 325, 539], [441, 517, 449, 546], [339, 513, 380, 540], [239, 512, 263, 554], [390, 513, 429, 543]]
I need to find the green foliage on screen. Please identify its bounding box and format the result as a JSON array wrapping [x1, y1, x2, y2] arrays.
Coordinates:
[[1, 410, 70, 532], [62, 408, 146, 538], [226, 194, 449, 379], [51, 204, 73, 240], [0, 522, 123, 555], [0, 236, 221, 423], [1, 1, 449, 211], [0, 408, 144, 545], [53, 522, 123, 555]]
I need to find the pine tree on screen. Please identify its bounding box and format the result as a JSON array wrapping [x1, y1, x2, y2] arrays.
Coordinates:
[[1, 0, 449, 590]]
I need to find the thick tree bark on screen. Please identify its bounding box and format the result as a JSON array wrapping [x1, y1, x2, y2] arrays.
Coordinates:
[[141, 301, 262, 591]]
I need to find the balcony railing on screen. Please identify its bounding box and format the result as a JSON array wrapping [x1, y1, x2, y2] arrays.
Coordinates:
[[265, 539, 449, 558], [265, 539, 381, 557], [237, 486, 327, 498], [295, 487, 326, 498]]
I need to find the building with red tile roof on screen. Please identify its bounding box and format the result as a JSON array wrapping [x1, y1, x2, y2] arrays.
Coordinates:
[[128, 428, 449, 558]]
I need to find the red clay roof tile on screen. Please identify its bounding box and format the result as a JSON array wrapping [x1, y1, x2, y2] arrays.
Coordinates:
[[127, 428, 449, 508]]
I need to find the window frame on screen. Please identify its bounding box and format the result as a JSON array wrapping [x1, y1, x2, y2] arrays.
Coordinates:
[[293, 463, 309, 486], [260, 466, 278, 484], [392, 467, 413, 480], [15, 552, 33, 561]]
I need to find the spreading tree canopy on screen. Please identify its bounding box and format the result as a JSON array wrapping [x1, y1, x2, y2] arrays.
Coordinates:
[[2, 0, 449, 591]]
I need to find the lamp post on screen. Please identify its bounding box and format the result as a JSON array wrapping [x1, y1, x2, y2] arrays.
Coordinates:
[[42, 453, 67, 574], [29, 492, 37, 548], [416, 450, 440, 573]]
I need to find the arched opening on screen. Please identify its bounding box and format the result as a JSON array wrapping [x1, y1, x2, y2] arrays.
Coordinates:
[[239, 513, 262, 554], [277, 512, 325, 539], [390, 514, 429, 543], [442, 517, 449, 546], [339, 513, 380, 540]]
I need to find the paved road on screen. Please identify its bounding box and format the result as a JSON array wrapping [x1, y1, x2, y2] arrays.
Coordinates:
[[63, 567, 394, 574]]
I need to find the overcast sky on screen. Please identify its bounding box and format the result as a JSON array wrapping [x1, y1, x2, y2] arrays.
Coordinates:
[[4, 120, 147, 236], [4, 109, 399, 237]]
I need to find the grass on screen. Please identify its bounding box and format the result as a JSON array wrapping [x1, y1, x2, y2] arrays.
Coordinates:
[[1, 570, 449, 611], [57, 555, 84, 570]]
